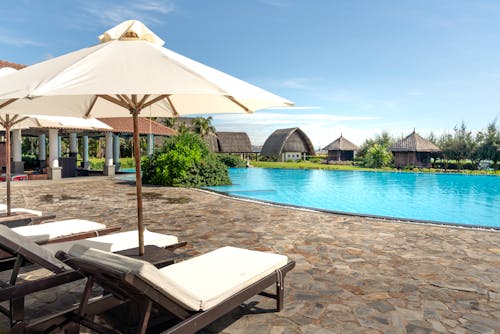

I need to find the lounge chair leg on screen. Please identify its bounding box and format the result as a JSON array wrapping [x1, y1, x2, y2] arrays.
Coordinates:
[[136, 299, 153, 334], [276, 269, 284, 311]]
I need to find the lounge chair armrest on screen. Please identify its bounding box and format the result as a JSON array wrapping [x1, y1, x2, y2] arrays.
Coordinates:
[[39, 226, 122, 245]]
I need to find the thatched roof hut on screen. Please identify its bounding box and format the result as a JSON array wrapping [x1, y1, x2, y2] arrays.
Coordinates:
[[261, 127, 315, 161], [323, 135, 358, 162], [390, 131, 441, 168], [216, 132, 252, 153]]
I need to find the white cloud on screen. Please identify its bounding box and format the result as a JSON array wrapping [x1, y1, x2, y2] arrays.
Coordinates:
[[259, 0, 289, 8], [78, 0, 175, 26], [0, 32, 44, 47]]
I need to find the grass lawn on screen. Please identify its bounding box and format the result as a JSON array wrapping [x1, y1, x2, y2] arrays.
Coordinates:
[[250, 160, 500, 175]]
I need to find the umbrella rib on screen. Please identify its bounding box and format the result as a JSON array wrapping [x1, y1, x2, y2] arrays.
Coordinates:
[[137, 95, 150, 110], [120, 95, 133, 106], [11, 116, 29, 127], [132, 95, 138, 109], [141, 95, 168, 110], [84, 96, 99, 118], [98, 94, 130, 110], [0, 99, 17, 110], [165, 95, 179, 116], [224, 95, 251, 113]]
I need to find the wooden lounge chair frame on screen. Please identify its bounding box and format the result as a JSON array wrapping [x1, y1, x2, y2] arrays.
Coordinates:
[[53, 250, 295, 334], [0, 226, 121, 271], [0, 212, 57, 228], [0, 230, 186, 329]]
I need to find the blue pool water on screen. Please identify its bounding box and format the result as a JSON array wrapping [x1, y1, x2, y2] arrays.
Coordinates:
[[207, 168, 500, 228]]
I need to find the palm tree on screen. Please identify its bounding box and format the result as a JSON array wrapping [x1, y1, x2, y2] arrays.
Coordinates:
[[192, 117, 216, 137]]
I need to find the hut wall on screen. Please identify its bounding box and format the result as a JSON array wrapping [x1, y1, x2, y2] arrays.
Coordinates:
[[283, 132, 308, 153], [283, 152, 302, 162], [394, 151, 432, 168], [328, 150, 354, 162], [340, 151, 354, 161], [327, 150, 341, 161], [416, 152, 432, 168], [394, 152, 417, 168]]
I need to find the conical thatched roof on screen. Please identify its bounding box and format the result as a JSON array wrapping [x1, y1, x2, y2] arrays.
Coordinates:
[[323, 135, 358, 151], [204, 133, 219, 152], [216, 132, 252, 153], [391, 131, 441, 152], [261, 127, 315, 157]]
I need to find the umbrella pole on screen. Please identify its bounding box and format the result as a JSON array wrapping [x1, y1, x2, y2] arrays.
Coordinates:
[[132, 110, 145, 255], [5, 117, 11, 216]]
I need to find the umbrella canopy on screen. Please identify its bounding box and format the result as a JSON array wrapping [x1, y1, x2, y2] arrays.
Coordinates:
[[0, 20, 293, 254]]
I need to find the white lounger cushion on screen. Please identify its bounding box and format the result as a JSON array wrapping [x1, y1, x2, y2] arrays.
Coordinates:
[[0, 203, 42, 216], [44, 229, 178, 254], [68, 245, 288, 311], [12, 219, 106, 242]]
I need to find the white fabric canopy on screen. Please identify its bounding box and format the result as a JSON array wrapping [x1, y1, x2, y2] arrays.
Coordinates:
[[0, 20, 292, 116]]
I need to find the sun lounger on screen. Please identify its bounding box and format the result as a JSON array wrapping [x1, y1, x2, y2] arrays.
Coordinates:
[[0, 203, 42, 216], [54, 245, 295, 333], [0, 225, 182, 328], [11, 219, 120, 244]]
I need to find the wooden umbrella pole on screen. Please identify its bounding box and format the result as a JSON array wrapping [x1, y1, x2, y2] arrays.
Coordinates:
[[5, 116, 11, 215], [132, 109, 145, 255]]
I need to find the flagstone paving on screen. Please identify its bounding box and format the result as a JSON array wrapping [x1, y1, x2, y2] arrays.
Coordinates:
[[1, 177, 499, 333]]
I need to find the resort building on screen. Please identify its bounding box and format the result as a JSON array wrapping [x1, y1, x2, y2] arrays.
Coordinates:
[[323, 135, 358, 162], [215, 132, 252, 158], [260, 127, 315, 161], [390, 130, 441, 168]]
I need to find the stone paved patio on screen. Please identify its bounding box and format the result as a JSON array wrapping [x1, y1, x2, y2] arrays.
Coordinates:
[[1, 176, 499, 333]]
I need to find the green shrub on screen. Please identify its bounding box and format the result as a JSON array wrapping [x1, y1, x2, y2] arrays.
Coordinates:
[[119, 157, 135, 168], [22, 154, 39, 169], [363, 144, 393, 168], [217, 154, 246, 168], [88, 157, 104, 170], [142, 132, 231, 187]]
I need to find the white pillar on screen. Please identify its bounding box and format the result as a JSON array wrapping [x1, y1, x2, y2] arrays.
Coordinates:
[[104, 132, 115, 176], [113, 134, 120, 171], [48, 129, 62, 180], [147, 133, 154, 156], [82, 135, 89, 169], [49, 129, 59, 168], [57, 135, 62, 158], [69, 132, 78, 158], [38, 134, 46, 162], [11, 129, 24, 174], [11, 129, 22, 162]]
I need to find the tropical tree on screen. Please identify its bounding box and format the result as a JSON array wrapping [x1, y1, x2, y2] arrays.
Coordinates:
[[357, 131, 394, 159], [192, 116, 216, 137], [363, 144, 393, 168], [475, 119, 500, 169]]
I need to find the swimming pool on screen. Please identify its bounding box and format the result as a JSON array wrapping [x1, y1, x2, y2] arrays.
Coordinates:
[[207, 168, 500, 228]]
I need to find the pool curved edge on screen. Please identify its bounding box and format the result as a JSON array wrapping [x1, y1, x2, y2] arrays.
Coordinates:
[[200, 188, 500, 232]]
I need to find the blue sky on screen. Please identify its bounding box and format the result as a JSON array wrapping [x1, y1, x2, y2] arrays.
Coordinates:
[[1, 0, 499, 148]]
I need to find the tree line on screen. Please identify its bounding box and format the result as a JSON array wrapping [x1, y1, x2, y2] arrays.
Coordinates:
[[356, 119, 499, 170]]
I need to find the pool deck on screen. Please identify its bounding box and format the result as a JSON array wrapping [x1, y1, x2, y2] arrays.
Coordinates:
[[1, 177, 500, 333]]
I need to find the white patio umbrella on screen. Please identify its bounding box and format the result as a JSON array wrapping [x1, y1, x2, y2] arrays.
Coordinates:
[[0, 20, 293, 254]]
